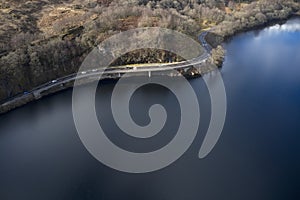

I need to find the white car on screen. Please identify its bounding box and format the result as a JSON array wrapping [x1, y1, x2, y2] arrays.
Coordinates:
[[51, 80, 57, 83], [81, 71, 87, 75]]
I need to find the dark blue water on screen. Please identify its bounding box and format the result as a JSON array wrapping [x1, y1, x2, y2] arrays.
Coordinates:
[[1, 19, 300, 200]]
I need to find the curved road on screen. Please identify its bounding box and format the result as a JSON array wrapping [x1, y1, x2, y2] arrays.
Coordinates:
[[0, 31, 212, 107]]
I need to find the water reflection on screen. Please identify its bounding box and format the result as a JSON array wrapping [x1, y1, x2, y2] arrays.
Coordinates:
[[268, 18, 300, 32]]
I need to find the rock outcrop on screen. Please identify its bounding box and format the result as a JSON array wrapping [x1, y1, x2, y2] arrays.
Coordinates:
[[210, 45, 226, 68]]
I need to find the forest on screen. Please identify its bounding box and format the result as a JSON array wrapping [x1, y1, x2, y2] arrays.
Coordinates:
[[0, 0, 299, 101]]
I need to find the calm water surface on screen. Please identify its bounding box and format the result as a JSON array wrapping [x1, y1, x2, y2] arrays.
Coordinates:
[[1, 19, 300, 200]]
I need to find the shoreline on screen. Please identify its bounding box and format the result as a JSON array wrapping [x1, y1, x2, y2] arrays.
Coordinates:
[[0, 74, 213, 115], [0, 61, 217, 115], [1, 14, 299, 115], [206, 13, 300, 48], [224, 14, 300, 41]]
